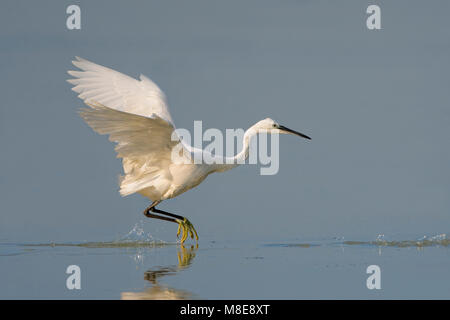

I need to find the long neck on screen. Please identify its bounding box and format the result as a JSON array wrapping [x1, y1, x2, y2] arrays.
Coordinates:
[[214, 127, 257, 173]]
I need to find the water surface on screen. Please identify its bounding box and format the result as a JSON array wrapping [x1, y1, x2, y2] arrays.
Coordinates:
[[1, 232, 449, 299]]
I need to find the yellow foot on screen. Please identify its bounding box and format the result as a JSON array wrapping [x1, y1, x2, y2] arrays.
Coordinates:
[[176, 218, 199, 244]]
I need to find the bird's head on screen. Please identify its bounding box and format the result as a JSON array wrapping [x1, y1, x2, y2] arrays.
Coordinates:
[[252, 118, 311, 140]]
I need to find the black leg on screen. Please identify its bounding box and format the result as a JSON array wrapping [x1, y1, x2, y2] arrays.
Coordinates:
[[142, 200, 199, 243], [152, 208, 185, 221], [143, 200, 186, 221], [143, 212, 178, 223], [143, 200, 178, 223]]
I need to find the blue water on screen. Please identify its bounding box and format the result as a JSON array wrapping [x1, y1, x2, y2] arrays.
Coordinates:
[[1, 231, 449, 299], [1, 0, 450, 300]]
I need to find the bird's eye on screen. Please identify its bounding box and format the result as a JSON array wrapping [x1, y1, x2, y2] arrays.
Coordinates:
[[272, 124, 277, 128]]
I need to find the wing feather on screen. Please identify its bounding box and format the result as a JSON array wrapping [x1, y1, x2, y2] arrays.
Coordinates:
[[79, 101, 179, 159], [79, 101, 186, 196], [68, 57, 174, 125], [69, 58, 191, 197]]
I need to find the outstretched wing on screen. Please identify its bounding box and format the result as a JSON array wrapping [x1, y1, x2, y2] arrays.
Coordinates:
[[67, 56, 174, 125], [78, 101, 189, 196], [68, 58, 191, 196], [79, 101, 179, 159]]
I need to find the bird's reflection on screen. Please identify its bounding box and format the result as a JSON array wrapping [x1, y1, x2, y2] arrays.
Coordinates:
[[121, 244, 198, 300]]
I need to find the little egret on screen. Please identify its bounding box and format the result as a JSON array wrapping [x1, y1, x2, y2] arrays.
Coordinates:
[[68, 57, 311, 243]]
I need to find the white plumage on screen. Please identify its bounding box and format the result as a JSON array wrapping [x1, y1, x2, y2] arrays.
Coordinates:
[[68, 57, 310, 242], [68, 57, 194, 201]]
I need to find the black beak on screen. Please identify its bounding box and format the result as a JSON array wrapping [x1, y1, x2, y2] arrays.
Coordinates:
[[278, 125, 311, 140]]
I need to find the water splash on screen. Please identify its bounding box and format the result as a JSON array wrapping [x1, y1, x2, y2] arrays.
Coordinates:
[[119, 220, 155, 243], [19, 221, 171, 248], [344, 233, 449, 248], [428, 233, 446, 241], [266, 233, 450, 249]]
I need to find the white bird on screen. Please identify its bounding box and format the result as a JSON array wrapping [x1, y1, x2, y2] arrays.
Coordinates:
[[68, 57, 311, 243]]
